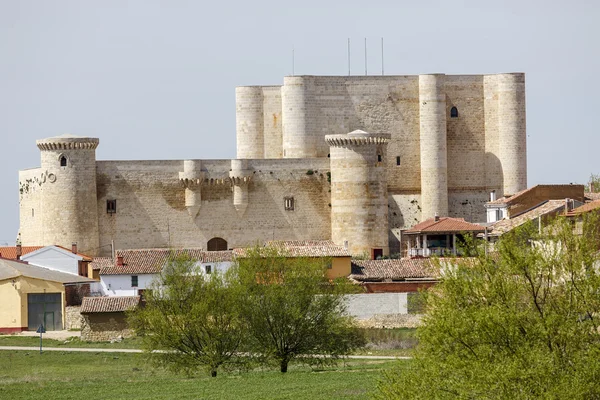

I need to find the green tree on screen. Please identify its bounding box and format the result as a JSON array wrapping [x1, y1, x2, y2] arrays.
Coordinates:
[[129, 255, 245, 377], [376, 215, 600, 399], [236, 246, 365, 373]]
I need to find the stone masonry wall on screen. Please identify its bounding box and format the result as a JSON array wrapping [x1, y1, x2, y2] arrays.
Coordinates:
[[95, 158, 332, 257], [81, 312, 134, 342], [65, 306, 82, 330]]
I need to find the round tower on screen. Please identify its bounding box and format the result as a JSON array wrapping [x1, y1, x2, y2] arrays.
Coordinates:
[[282, 76, 316, 158], [236, 86, 264, 159], [36, 134, 100, 255], [497, 73, 527, 195], [326, 130, 390, 257], [419, 74, 448, 221]]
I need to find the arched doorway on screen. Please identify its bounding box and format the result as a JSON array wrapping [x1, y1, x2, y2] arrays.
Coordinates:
[[207, 237, 228, 251]]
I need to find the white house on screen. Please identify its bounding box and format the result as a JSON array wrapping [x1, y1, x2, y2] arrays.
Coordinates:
[[94, 249, 234, 297], [21, 244, 93, 278]]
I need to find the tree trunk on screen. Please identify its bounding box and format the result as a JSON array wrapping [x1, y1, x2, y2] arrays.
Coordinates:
[[280, 359, 288, 373], [211, 369, 217, 377]]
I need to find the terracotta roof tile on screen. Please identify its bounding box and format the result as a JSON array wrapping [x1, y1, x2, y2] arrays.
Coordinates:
[[349, 258, 442, 281], [405, 217, 485, 234], [0, 246, 43, 260], [99, 249, 233, 275], [90, 257, 113, 271], [567, 199, 600, 216], [489, 200, 565, 236], [585, 193, 600, 201], [80, 296, 140, 313], [235, 240, 351, 258]]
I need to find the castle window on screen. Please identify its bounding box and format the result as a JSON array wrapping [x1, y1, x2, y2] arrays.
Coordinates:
[[107, 199, 117, 214], [396, 156, 401, 166], [284, 196, 295, 211], [377, 154, 382, 163], [450, 106, 459, 118], [207, 237, 227, 251], [32, 208, 34, 217], [60, 156, 67, 167], [205, 265, 212, 274]]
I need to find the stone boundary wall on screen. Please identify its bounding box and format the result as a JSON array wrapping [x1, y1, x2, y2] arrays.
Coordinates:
[[81, 312, 134, 342], [65, 306, 81, 330]]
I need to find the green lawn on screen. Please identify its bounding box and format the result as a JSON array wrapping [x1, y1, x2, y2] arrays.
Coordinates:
[[0, 351, 404, 400], [0, 335, 144, 349]]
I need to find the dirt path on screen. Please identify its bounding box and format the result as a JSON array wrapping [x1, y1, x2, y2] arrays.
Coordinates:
[[16, 330, 80, 340]]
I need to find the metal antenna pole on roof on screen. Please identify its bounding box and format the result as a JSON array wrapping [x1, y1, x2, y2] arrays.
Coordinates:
[[381, 37, 384, 75], [292, 46, 295, 76], [347, 38, 351, 76], [364, 37, 367, 75]]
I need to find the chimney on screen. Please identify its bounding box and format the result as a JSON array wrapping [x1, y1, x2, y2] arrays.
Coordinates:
[[434, 212, 439, 222], [565, 198, 572, 213], [117, 256, 124, 266], [490, 190, 496, 202], [16, 244, 22, 260], [71, 242, 77, 254]]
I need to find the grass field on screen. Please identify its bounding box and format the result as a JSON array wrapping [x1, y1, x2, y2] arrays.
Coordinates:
[[0, 350, 404, 400]]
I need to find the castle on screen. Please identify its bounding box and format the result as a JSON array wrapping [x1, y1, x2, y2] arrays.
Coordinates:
[[18, 73, 527, 257]]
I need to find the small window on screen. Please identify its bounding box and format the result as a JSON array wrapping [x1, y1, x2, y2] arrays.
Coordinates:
[[450, 106, 459, 118], [377, 154, 382, 162], [284, 196, 295, 211], [205, 265, 212, 274], [32, 208, 34, 217], [396, 156, 401, 166], [60, 156, 67, 167], [327, 153, 330, 158], [107, 200, 117, 214], [495, 209, 503, 221], [131, 275, 138, 287]]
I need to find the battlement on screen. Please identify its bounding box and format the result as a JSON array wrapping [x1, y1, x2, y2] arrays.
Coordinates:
[[36, 134, 99, 151]]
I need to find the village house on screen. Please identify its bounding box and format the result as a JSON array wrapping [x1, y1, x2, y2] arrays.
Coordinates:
[[0, 257, 94, 332]]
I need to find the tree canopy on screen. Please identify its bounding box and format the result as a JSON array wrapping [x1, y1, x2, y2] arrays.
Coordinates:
[[236, 246, 365, 373], [129, 255, 245, 377], [377, 215, 600, 399]]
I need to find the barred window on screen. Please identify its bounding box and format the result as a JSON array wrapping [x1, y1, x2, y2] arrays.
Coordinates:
[[107, 200, 117, 214], [284, 197, 295, 211]]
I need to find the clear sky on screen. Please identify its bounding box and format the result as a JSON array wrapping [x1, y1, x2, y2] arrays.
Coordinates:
[[1, 0, 598, 245]]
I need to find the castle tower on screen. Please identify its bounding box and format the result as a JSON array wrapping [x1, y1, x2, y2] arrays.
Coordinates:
[[229, 159, 252, 215], [497, 73, 527, 195], [282, 76, 316, 158], [179, 160, 205, 218], [36, 134, 100, 255], [326, 130, 390, 257], [419, 74, 448, 220], [236, 86, 264, 159]]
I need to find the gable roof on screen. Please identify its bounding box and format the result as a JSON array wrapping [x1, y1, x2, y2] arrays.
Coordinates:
[[350, 258, 441, 282], [405, 217, 485, 234], [0, 258, 94, 284], [99, 249, 233, 275], [21, 245, 92, 262], [80, 296, 140, 313], [488, 200, 565, 236], [0, 246, 43, 260]]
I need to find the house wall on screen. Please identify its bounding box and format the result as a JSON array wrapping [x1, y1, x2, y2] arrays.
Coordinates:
[[81, 312, 133, 342], [100, 274, 156, 297], [22, 248, 80, 276], [0, 277, 65, 332], [329, 257, 351, 279]]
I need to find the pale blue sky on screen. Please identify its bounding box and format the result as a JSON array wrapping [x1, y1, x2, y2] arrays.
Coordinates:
[[1, 0, 598, 244]]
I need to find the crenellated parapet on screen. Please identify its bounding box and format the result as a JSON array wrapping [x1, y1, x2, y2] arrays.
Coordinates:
[[325, 131, 391, 147], [36, 136, 99, 151]]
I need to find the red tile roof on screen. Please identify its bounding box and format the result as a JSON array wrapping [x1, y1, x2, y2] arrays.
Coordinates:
[[488, 200, 565, 236], [405, 217, 485, 234], [567, 199, 600, 216], [90, 257, 113, 271], [234, 240, 351, 258], [54, 245, 93, 261], [350, 258, 441, 281], [99, 249, 233, 275], [80, 296, 140, 313], [0, 246, 43, 260]]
